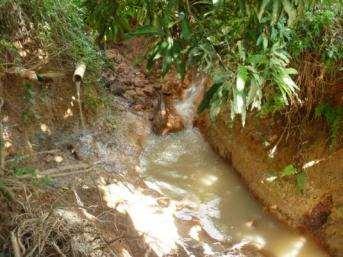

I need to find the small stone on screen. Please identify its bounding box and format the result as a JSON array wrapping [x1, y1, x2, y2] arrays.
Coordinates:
[[245, 219, 257, 228], [157, 197, 170, 207]]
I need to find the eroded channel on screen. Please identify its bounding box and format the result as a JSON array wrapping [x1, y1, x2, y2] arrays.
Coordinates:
[[139, 128, 327, 257]]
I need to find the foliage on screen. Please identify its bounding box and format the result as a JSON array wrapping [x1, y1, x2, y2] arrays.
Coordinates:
[[0, 0, 103, 78], [0, 38, 19, 70], [315, 103, 343, 145], [83, 0, 341, 125], [14, 166, 36, 177], [288, 5, 343, 62], [280, 164, 307, 193], [83, 0, 132, 43], [281, 164, 298, 177], [10, 162, 53, 187]]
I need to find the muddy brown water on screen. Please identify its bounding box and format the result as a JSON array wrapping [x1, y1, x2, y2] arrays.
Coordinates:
[[139, 128, 328, 257]]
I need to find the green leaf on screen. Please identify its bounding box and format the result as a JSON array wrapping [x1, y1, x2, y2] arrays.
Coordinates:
[[262, 33, 268, 50], [127, 25, 161, 37], [281, 164, 298, 177], [285, 68, 298, 75], [257, 0, 270, 22], [198, 82, 223, 113], [296, 172, 307, 193], [236, 66, 248, 92], [271, 0, 281, 24], [237, 41, 246, 62], [282, 0, 296, 26], [247, 73, 263, 110], [181, 14, 191, 41]]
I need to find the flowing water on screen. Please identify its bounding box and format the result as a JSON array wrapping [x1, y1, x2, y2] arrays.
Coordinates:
[[137, 83, 327, 257], [139, 129, 327, 257]]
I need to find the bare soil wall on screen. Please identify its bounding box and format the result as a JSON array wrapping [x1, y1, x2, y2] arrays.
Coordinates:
[[196, 111, 343, 257]]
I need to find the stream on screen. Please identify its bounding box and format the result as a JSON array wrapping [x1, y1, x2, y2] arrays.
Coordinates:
[[136, 81, 326, 256], [139, 128, 327, 257]]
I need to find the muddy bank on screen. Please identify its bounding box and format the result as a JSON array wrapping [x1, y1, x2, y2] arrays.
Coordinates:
[[1, 45, 276, 256], [196, 109, 343, 256]]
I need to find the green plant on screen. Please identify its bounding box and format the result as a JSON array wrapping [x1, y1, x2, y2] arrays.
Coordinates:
[[84, 0, 341, 126], [0, 38, 19, 69], [83, 0, 129, 43], [288, 6, 343, 62], [315, 103, 343, 145], [86, 0, 338, 124], [35, 175, 54, 188], [14, 166, 36, 177], [0, 0, 104, 79], [280, 164, 307, 193]]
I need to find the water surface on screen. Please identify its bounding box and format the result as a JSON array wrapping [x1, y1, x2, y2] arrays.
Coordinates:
[[140, 129, 327, 257]]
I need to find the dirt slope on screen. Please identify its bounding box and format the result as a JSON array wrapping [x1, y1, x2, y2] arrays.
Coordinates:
[[196, 110, 343, 256]]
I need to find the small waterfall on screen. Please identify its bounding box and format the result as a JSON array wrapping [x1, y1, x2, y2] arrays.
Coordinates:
[[174, 77, 206, 128]]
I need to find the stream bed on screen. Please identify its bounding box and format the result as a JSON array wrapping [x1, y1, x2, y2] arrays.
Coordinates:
[[139, 128, 327, 257]]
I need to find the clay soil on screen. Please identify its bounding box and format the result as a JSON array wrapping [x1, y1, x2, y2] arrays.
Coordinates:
[[196, 107, 343, 257]]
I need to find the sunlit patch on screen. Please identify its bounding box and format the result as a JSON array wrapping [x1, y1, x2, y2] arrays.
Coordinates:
[[189, 225, 202, 241], [243, 234, 266, 249], [27, 140, 33, 149], [201, 174, 218, 186], [13, 41, 23, 49], [245, 220, 256, 228], [40, 123, 51, 134], [144, 180, 188, 197], [135, 165, 143, 174], [265, 175, 277, 183], [202, 242, 215, 255], [19, 50, 27, 57], [2, 128, 12, 148], [3, 127, 11, 140], [55, 208, 82, 224], [73, 189, 97, 221], [37, 49, 45, 60], [101, 182, 180, 257], [236, 95, 244, 112], [236, 76, 245, 91], [4, 141, 12, 148], [3, 115, 9, 122], [121, 248, 132, 257], [155, 143, 184, 165], [302, 159, 323, 169], [54, 155, 63, 163], [280, 237, 306, 257], [263, 140, 271, 147], [64, 108, 73, 118], [268, 145, 277, 158], [198, 198, 227, 242]]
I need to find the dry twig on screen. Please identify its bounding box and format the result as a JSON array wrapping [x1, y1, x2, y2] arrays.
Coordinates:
[[10, 230, 22, 257]]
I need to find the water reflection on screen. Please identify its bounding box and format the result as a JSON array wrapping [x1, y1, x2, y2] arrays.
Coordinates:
[[140, 129, 327, 257]]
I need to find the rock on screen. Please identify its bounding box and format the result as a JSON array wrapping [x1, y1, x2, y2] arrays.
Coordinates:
[[152, 92, 185, 135], [245, 219, 257, 228], [152, 92, 168, 135]]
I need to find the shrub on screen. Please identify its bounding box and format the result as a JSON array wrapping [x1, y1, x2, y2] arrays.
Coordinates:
[[83, 0, 342, 125]]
